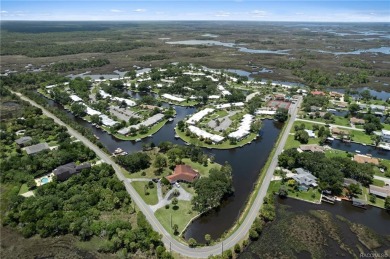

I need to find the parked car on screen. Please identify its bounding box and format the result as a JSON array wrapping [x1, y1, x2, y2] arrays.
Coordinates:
[[175, 182, 181, 188]]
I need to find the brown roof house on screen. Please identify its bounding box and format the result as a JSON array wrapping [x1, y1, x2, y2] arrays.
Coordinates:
[[350, 117, 365, 125], [331, 127, 349, 136], [298, 144, 325, 153], [353, 154, 379, 165], [166, 165, 200, 184]]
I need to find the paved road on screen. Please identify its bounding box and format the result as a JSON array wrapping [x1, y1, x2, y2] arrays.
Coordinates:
[[15, 91, 302, 258], [295, 118, 364, 131]]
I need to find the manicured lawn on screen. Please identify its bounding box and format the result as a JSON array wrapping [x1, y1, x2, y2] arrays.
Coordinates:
[[383, 124, 390, 131], [181, 158, 221, 178], [325, 149, 351, 159], [131, 181, 158, 205], [291, 121, 323, 133], [267, 180, 321, 203], [372, 179, 385, 187], [309, 116, 350, 127], [284, 135, 319, 150], [113, 119, 168, 140], [350, 130, 373, 145], [154, 200, 198, 236], [18, 184, 29, 195], [176, 127, 258, 149]]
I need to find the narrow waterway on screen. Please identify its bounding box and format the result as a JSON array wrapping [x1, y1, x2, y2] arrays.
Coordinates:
[[41, 92, 388, 243]]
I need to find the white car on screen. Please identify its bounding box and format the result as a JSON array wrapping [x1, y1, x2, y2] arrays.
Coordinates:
[[175, 182, 181, 188]]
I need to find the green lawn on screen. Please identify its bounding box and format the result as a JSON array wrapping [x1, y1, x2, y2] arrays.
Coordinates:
[[383, 124, 390, 131], [181, 158, 221, 178], [154, 200, 198, 237], [18, 184, 29, 195], [284, 135, 319, 150], [324, 149, 351, 159], [372, 179, 385, 187], [267, 180, 321, 203], [113, 119, 168, 141], [176, 127, 258, 150], [131, 181, 158, 205], [349, 130, 373, 145], [309, 116, 350, 127]]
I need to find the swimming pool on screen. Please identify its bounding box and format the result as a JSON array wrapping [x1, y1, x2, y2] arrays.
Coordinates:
[[40, 177, 49, 184]]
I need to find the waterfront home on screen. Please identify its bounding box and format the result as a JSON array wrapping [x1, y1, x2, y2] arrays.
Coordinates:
[[298, 144, 325, 153], [25, 143, 50, 155], [343, 178, 358, 187], [187, 108, 215, 125], [118, 113, 165, 135], [329, 91, 344, 99], [310, 106, 321, 112], [369, 185, 390, 198], [331, 127, 349, 136], [310, 90, 326, 96], [53, 162, 91, 181], [350, 117, 365, 125], [228, 114, 253, 140], [353, 154, 379, 165], [381, 129, 390, 143], [161, 93, 185, 103], [187, 125, 224, 143], [292, 168, 318, 191], [166, 165, 200, 184], [15, 136, 32, 147]]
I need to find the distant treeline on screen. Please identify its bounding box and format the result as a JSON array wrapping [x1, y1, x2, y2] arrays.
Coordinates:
[[50, 59, 110, 72], [1, 41, 155, 57]]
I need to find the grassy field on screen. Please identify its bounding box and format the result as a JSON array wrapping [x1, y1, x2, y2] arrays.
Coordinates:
[[175, 126, 258, 149], [18, 184, 29, 195], [113, 119, 168, 141], [284, 134, 319, 150], [154, 200, 198, 237], [324, 149, 350, 159], [131, 181, 158, 205], [372, 178, 385, 187]]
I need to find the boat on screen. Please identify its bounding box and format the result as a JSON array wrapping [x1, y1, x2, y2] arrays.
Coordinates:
[[94, 134, 100, 140], [321, 195, 335, 204], [174, 134, 179, 139], [168, 118, 174, 122], [114, 148, 123, 154], [148, 135, 153, 138], [355, 150, 361, 153], [135, 138, 141, 142]]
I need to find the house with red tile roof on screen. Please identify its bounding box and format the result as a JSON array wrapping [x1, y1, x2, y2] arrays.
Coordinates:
[[166, 165, 200, 183], [311, 90, 326, 96]]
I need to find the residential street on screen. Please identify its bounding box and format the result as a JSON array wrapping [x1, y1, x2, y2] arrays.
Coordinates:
[[15, 91, 302, 258]]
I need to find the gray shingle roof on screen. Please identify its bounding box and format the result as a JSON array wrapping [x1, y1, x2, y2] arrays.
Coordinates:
[[25, 143, 49, 155]]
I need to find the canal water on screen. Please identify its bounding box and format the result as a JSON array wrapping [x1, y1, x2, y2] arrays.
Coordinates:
[[41, 90, 388, 242], [42, 94, 283, 241]]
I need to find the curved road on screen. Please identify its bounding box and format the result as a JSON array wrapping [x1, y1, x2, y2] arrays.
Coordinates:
[[15, 91, 301, 258]]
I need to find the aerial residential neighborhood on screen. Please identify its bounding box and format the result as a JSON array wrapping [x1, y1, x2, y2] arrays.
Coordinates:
[[1, 3, 390, 258]]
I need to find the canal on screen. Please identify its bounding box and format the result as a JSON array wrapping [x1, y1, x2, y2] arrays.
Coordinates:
[[42, 90, 388, 243]]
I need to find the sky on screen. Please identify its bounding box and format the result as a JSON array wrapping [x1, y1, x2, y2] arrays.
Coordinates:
[[1, 1, 389, 22]]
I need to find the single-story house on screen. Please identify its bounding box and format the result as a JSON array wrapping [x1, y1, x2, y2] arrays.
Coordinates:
[[25, 143, 49, 155], [15, 136, 32, 146], [53, 162, 91, 181], [382, 129, 390, 143], [310, 106, 321, 112], [311, 90, 326, 96], [298, 144, 325, 153], [329, 91, 344, 99], [369, 185, 390, 198], [292, 168, 318, 191], [350, 117, 365, 125], [331, 127, 349, 136], [343, 178, 358, 187], [304, 129, 316, 138], [166, 165, 200, 184], [353, 154, 379, 165]]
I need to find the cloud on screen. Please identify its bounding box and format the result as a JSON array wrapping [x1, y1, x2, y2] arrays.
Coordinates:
[[110, 9, 124, 13], [251, 10, 267, 17], [1, 11, 8, 14], [133, 9, 146, 13], [215, 11, 230, 17]]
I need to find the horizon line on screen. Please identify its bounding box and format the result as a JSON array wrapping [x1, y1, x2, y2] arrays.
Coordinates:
[[1, 19, 390, 23]]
